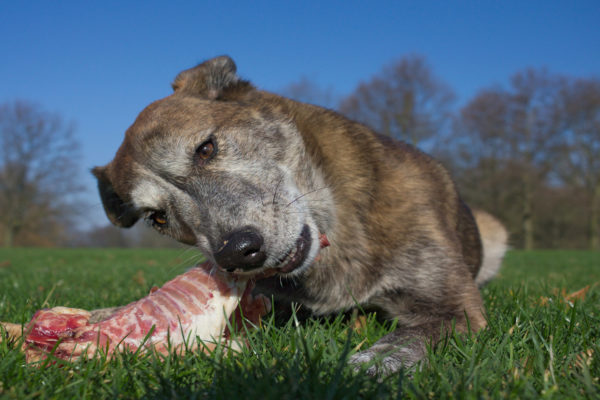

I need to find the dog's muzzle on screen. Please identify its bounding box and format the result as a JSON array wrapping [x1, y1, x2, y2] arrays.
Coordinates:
[[214, 225, 330, 275]]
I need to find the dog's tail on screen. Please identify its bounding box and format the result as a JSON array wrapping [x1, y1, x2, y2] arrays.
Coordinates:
[[473, 210, 508, 286]]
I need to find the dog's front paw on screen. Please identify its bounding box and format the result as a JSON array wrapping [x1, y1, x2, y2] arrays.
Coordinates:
[[349, 342, 424, 376]]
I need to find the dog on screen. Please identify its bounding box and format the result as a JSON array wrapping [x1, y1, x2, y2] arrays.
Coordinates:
[[91, 56, 507, 375]]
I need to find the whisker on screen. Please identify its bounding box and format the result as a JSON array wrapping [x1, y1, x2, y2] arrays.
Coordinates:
[[285, 186, 331, 208], [272, 176, 285, 206]]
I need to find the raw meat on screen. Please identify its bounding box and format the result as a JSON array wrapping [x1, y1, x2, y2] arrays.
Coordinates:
[[22, 262, 269, 363]]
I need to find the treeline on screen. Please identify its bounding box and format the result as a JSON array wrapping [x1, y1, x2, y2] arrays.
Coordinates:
[[0, 101, 181, 248], [283, 55, 600, 250], [1, 56, 598, 249]]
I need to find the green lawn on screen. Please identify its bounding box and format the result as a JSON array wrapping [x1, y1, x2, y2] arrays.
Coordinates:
[[0, 249, 598, 399]]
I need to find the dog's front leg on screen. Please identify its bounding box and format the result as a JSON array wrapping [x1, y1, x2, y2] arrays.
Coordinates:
[[350, 280, 486, 376], [348, 325, 433, 376]]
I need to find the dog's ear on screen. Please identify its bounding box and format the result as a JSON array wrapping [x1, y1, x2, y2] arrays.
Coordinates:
[[171, 55, 253, 100], [92, 166, 139, 228]]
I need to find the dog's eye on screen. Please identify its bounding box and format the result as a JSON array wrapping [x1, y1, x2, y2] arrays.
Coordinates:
[[148, 211, 167, 228], [195, 138, 217, 164]]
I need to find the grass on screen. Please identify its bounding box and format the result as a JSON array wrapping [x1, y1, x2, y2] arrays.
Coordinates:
[[0, 248, 598, 399]]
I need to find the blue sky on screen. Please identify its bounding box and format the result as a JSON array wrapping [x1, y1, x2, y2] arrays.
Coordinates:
[[1, 1, 599, 226]]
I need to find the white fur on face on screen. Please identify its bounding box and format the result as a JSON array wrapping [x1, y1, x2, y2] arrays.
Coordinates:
[[150, 136, 194, 178], [131, 177, 166, 211]]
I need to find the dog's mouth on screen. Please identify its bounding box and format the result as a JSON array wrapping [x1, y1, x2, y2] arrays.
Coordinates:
[[276, 225, 330, 275], [231, 225, 329, 278], [278, 224, 313, 274]]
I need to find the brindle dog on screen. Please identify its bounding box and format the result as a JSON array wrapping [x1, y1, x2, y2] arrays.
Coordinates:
[[92, 56, 507, 375]]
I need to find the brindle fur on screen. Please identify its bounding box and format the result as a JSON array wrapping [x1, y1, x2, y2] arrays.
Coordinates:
[[92, 56, 507, 375]]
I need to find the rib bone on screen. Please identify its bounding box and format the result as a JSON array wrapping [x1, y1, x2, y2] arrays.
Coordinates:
[[20, 262, 268, 363]]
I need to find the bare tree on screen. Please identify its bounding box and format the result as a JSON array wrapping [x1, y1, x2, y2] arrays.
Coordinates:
[[453, 69, 566, 249], [446, 89, 516, 228], [533, 184, 589, 249], [279, 76, 338, 109], [510, 70, 567, 249], [558, 78, 600, 249], [339, 55, 455, 146], [0, 100, 82, 246]]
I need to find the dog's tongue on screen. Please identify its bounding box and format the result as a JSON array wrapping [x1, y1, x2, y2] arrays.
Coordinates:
[[313, 233, 330, 263], [319, 233, 330, 249], [315, 233, 329, 262]]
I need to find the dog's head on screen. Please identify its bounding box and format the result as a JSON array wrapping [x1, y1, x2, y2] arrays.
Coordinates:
[[93, 56, 334, 276]]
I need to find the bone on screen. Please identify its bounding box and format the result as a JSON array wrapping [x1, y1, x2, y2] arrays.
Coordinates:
[[1, 322, 22, 342], [12, 262, 269, 363]]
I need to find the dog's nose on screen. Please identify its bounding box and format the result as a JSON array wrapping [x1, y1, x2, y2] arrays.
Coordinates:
[[214, 228, 267, 271]]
